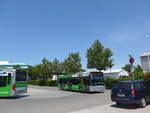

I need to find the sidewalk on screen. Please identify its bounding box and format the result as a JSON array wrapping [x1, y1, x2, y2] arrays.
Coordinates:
[[70, 103, 150, 113]]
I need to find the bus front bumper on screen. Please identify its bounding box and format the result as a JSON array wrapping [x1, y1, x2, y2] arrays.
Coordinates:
[[89, 86, 105, 92]]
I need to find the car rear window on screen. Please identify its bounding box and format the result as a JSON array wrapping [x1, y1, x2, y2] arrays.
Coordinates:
[[134, 81, 150, 89], [114, 82, 131, 88], [133, 83, 141, 88]]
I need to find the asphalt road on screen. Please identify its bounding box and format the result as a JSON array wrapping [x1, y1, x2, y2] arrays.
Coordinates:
[[0, 85, 111, 113]]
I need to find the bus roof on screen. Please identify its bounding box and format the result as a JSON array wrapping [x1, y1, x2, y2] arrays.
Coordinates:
[[58, 72, 103, 79]]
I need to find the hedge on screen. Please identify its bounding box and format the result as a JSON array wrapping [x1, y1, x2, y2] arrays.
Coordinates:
[[144, 72, 150, 80], [28, 80, 57, 87], [104, 77, 132, 89], [28, 77, 133, 89]]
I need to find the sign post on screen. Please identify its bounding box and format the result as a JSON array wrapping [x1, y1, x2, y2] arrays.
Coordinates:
[[129, 55, 134, 80]]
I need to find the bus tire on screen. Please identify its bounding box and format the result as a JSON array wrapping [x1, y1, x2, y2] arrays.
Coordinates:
[[63, 85, 65, 89], [79, 86, 82, 92], [86, 87, 89, 93]]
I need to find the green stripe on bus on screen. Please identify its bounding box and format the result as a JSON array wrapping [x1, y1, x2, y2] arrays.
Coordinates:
[[16, 82, 27, 88], [0, 85, 11, 97]]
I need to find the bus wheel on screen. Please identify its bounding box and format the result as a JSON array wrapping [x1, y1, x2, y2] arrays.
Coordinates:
[[79, 86, 82, 92], [86, 87, 89, 93], [63, 85, 65, 89]]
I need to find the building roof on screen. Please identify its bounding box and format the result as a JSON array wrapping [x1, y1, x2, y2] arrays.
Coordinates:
[[102, 69, 123, 74], [140, 51, 150, 57], [0, 61, 28, 69], [86, 68, 99, 72]]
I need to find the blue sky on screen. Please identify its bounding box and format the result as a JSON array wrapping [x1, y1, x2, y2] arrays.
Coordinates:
[[0, 0, 150, 69]]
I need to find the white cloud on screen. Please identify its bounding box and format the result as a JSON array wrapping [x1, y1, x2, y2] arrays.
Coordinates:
[[104, 20, 150, 44]]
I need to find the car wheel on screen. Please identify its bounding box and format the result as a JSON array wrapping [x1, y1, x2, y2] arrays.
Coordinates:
[[140, 98, 146, 108], [116, 102, 121, 106]]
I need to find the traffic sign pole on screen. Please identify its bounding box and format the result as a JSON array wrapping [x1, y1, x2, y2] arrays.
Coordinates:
[[129, 55, 134, 80]]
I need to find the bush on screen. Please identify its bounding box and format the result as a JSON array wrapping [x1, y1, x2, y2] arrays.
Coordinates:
[[28, 80, 40, 85], [134, 72, 144, 80], [45, 80, 58, 86], [28, 77, 134, 89], [104, 77, 132, 89], [144, 72, 150, 80], [28, 80, 58, 87], [104, 78, 118, 89]]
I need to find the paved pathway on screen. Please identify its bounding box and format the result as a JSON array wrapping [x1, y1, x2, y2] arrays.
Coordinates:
[[24, 85, 73, 99], [70, 103, 150, 113]]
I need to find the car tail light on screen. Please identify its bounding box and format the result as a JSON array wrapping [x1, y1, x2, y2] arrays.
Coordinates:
[[12, 84, 16, 91], [131, 88, 137, 95]]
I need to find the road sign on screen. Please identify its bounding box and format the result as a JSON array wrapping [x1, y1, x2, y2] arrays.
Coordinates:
[[129, 57, 134, 64], [128, 55, 134, 64], [128, 55, 134, 80]]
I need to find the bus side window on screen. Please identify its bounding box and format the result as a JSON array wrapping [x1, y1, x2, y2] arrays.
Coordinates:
[[8, 73, 11, 85]]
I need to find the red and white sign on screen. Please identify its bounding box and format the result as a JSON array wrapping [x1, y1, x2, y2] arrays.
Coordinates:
[[129, 56, 134, 64]]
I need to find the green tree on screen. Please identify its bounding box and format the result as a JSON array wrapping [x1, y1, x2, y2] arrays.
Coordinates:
[[40, 57, 52, 79], [122, 64, 132, 73], [81, 69, 86, 72], [28, 65, 36, 80], [134, 65, 143, 72], [122, 64, 144, 80], [13, 65, 21, 69], [144, 72, 150, 80], [32, 64, 43, 79], [63, 53, 82, 74], [134, 65, 144, 80], [31, 58, 51, 80], [51, 58, 63, 75], [28, 57, 64, 80], [86, 40, 113, 72]]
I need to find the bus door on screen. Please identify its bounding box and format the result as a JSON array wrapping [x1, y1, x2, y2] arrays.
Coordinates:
[[0, 72, 12, 97]]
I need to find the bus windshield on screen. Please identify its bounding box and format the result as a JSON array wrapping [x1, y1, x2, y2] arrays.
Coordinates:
[[91, 73, 104, 86], [16, 70, 27, 82]]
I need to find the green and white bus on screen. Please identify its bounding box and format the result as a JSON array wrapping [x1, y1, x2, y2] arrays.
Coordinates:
[[58, 72, 105, 92], [0, 62, 28, 97]]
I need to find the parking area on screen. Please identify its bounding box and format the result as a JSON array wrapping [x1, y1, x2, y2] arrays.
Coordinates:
[[71, 103, 150, 113], [0, 86, 149, 113], [24, 85, 74, 99]]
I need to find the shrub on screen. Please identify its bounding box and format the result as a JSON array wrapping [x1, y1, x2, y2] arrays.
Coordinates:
[[28, 80, 40, 85], [45, 80, 58, 86], [28, 77, 134, 89], [28, 80, 58, 87], [104, 77, 118, 89], [104, 77, 132, 89], [134, 72, 144, 80], [144, 72, 150, 80]]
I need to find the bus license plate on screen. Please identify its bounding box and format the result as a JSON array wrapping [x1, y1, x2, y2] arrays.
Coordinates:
[[117, 93, 125, 97]]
